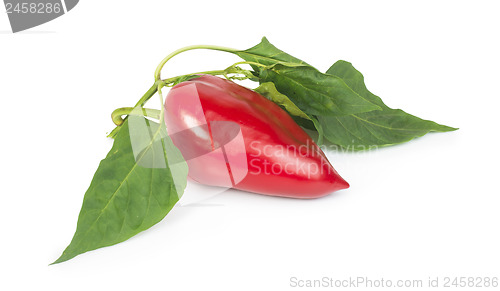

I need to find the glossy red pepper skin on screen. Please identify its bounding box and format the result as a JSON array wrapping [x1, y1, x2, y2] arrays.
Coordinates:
[[164, 75, 349, 198]]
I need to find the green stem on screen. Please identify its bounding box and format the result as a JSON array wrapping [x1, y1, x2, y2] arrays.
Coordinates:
[[134, 82, 159, 108], [157, 85, 165, 125], [161, 69, 227, 85], [111, 107, 161, 126], [154, 45, 237, 81]]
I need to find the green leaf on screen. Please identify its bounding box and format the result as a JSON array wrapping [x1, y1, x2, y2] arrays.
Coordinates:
[[235, 37, 308, 68], [53, 116, 188, 264], [254, 82, 310, 120], [319, 60, 458, 149], [259, 64, 381, 116]]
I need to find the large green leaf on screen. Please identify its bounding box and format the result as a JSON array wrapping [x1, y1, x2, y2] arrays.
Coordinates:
[[236, 38, 380, 117], [320, 60, 457, 149], [260, 64, 381, 116], [53, 116, 188, 264]]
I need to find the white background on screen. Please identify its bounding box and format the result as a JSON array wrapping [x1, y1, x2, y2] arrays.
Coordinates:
[[1, 1, 499, 290]]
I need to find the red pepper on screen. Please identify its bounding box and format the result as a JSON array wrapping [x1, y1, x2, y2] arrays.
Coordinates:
[[164, 75, 349, 198]]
